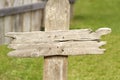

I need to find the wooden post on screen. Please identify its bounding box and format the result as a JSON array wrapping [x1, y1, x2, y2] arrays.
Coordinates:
[[5, 0, 111, 80], [44, 0, 70, 80]]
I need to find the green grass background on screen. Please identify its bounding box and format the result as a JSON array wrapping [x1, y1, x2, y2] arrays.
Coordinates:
[[0, 0, 120, 80]]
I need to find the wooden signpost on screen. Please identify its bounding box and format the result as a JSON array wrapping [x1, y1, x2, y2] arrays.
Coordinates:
[[6, 0, 111, 80]]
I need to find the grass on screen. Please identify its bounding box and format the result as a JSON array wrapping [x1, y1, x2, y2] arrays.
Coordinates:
[[71, 0, 120, 35], [0, 46, 43, 80], [0, 0, 120, 80], [69, 0, 120, 80]]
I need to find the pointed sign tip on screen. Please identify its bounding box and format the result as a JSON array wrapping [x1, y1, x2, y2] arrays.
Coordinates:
[[96, 28, 111, 36]]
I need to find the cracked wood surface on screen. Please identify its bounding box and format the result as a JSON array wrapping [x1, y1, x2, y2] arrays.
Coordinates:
[[43, 0, 70, 80], [6, 0, 111, 80], [6, 28, 111, 43], [6, 28, 111, 57]]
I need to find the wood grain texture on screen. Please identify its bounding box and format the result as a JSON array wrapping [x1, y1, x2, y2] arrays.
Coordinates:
[[4, 0, 14, 44], [5, 0, 111, 79], [0, 2, 46, 17], [44, 0, 70, 80], [8, 41, 106, 50], [6, 28, 111, 44], [45, 0, 70, 31], [0, 0, 45, 44], [44, 56, 68, 80], [13, 0, 23, 32], [31, 0, 43, 31], [6, 28, 111, 57], [8, 41, 106, 57], [0, 1, 5, 44], [23, 0, 32, 32]]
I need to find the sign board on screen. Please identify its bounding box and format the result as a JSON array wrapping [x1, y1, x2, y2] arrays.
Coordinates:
[[6, 28, 111, 58], [6, 0, 111, 80]]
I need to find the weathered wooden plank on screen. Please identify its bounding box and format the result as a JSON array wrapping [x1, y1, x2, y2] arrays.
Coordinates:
[[31, 0, 43, 31], [45, 0, 70, 31], [0, 2, 46, 17], [0, 0, 76, 17], [7, 41, 106, 57], [4, 0, 14, 44], [12, 0, 23, 32], [0, 1, 5, 44], [95, 28, 112, 36], [6, 28, 111, 57], [23, 0, 32, 32], [8, 41, 106, 50], [8, 48, 105, 58], [44, 0, 70, 80], [6, 28, 111, 44]]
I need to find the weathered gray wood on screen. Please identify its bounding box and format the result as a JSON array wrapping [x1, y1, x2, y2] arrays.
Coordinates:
[[5, 0, 111, 80], [12, 0, 23, 32], [8, 41, 106, 49], [0, 1, 5, 44], [6, 28, 111, 44], [31, 0, 43, 31], [6, 28, 111, 57], [23, 0, 32, 32], [0, 2, 46, 17], [95, 28, 112, 36], [44, 0, 70, 80], [4, 0, 14, 44], [45, 0, 70, 31], [7, 41, 106, 57], [0, 0, 46, 45], [44, 56, 68, 80]]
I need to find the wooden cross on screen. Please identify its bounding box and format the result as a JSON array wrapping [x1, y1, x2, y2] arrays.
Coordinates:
[[6, 0, 111, 80]]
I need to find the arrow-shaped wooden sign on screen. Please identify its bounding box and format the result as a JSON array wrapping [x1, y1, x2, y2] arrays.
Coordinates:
[[6, 28, 111, 58], [6, 0, 112, 80]]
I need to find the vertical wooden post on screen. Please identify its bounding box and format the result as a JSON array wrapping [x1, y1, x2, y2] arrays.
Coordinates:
[[44, 0, 70, 80]]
